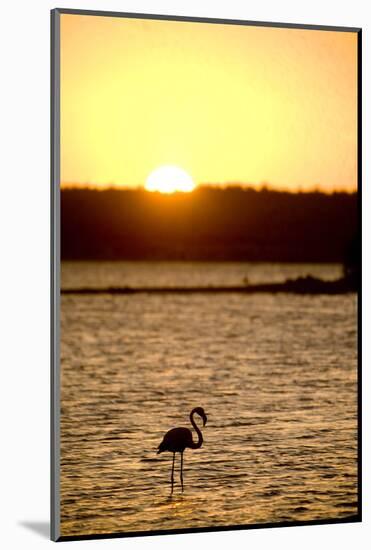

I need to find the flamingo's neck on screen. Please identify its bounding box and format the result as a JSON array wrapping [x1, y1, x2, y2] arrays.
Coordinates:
[[189, 411, 203, 449]]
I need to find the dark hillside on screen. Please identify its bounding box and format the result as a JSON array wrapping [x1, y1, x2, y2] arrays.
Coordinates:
[[61, 186, 357, 262]]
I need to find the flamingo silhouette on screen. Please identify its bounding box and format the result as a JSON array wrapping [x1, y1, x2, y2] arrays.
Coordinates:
[[157, 407, 207, 494]]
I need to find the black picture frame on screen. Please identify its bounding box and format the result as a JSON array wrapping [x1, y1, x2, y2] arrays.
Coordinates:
[[51, 8, 362, 542]]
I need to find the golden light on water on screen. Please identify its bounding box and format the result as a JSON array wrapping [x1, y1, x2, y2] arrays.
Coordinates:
[[145, 166, 196, 193]]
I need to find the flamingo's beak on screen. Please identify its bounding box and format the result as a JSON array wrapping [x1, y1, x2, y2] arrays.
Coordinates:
[[203, 414, 207, 426]]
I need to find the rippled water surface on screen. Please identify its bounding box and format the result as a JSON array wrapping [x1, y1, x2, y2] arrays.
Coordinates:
[[60, 262, 358, 537]]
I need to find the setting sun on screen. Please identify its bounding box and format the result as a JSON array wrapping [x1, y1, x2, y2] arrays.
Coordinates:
[[145, 166, 196, 194], [61, 15, 357, 192]]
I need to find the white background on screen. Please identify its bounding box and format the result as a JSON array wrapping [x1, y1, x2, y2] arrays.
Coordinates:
[[0, 0, 369, 548]]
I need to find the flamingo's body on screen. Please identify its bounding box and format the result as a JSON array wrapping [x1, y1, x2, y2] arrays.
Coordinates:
[[157, 407, 207, 494]]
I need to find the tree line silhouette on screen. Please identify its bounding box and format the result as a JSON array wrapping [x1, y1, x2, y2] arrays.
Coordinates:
[[61, 186, 357, 263]]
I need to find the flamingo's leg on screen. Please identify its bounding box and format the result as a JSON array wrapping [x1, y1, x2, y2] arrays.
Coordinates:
[[180, 451, 184, 492], [171, 452, 175, 494]]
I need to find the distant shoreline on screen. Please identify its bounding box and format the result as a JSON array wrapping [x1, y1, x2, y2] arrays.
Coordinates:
[[61, 276, 356, 296]]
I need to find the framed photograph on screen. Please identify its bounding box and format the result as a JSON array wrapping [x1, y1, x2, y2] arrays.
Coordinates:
[[51, 8, 361, 542]]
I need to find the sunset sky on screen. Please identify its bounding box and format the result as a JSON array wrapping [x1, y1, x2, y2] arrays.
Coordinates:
[[60, 14, 358, 192]]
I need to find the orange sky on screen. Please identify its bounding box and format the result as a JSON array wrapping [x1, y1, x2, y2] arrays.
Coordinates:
[[60, 14, 358, 192]]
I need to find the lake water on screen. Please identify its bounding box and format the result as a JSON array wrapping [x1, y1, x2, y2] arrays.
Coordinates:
[[60, 262, 358, 537]]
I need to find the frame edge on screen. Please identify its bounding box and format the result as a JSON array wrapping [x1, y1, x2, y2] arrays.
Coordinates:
[[51, 7, 61, 543]]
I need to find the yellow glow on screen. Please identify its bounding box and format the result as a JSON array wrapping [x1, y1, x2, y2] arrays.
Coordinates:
[[145, 165, 196, 193], [60, 14, 358, 192]]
